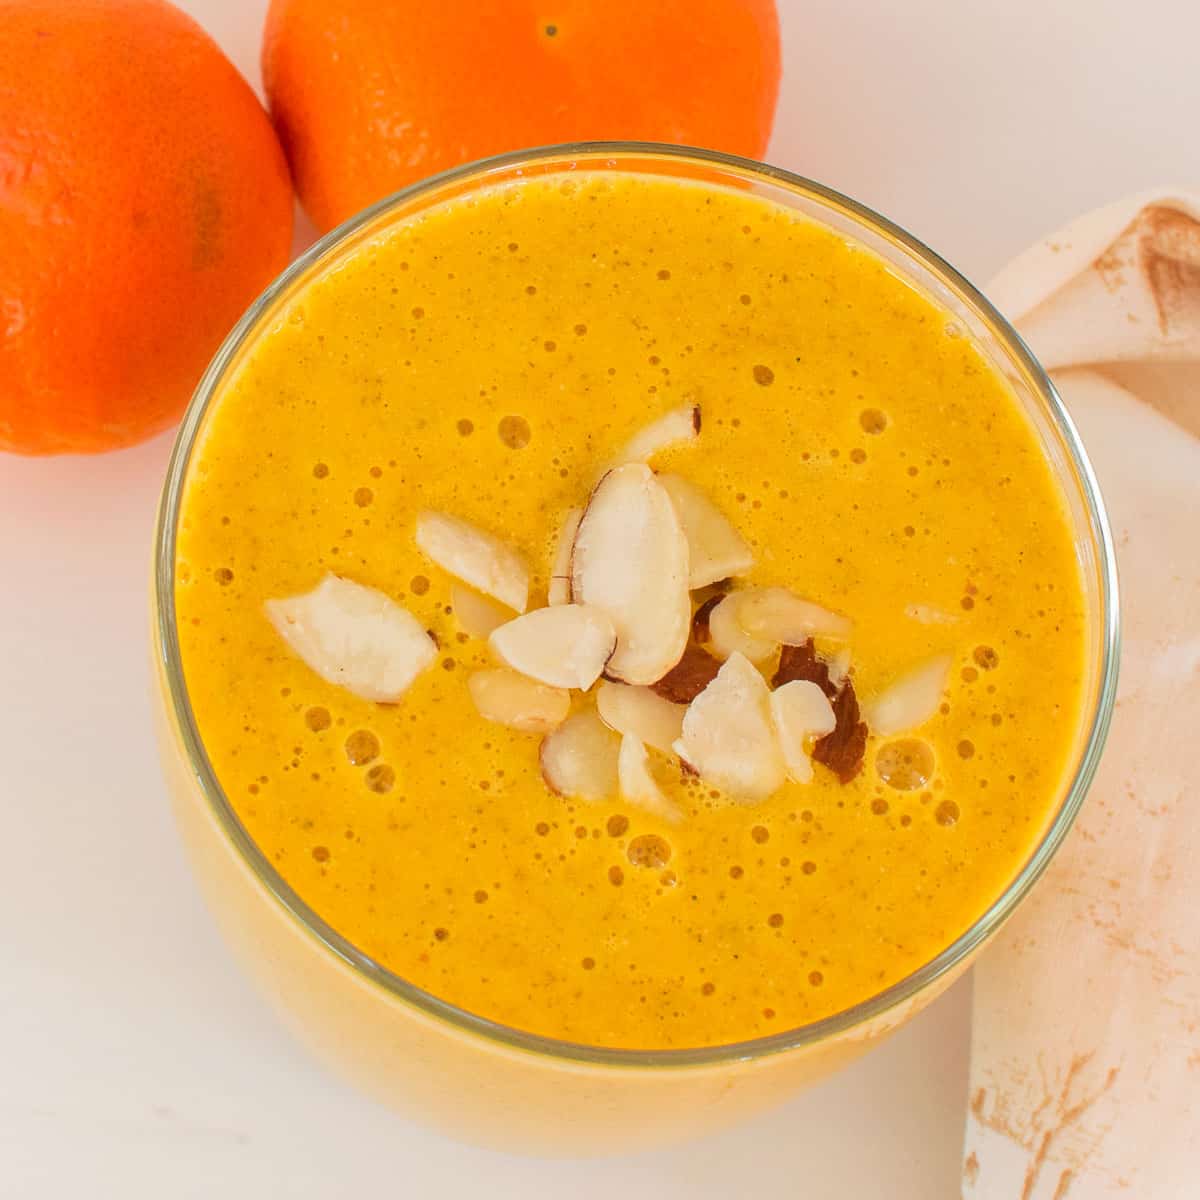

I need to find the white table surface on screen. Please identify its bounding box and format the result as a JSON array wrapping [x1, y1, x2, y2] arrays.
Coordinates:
[[2, 2, 1197, 1196]]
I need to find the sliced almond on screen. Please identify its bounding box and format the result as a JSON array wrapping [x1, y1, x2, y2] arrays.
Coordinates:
[[707, 592, 776, 662], [547, 507, 583, 606], [595, 679, 686, 753], [467, 668, 569, 733], [769, 680, 837, 784], [540, 709, 620, 801], [826, 647, 852, 689], [657, 474, 754, 589], [450, 584, 512, 639], [570, 464, 690, 685], [617, 735, 682, 823], [489, 604, 616, 691], [264, 573, 436, 703], [672, 652, 785, 801], [613, 404, 700, 465], [865, 655, 953, 736], [905, 604, 957, 626], [415, 510, 529, 613], [737, 587, 852, 644]]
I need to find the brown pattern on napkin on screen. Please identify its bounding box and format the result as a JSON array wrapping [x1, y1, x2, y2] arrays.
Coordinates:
[[1094, 206, 1200, 337], [966, 190, 1200, 1198]]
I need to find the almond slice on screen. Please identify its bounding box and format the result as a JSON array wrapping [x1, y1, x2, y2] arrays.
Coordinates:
[[415, 510, 529, 613], [826, 647, 852, 689], [547, 507, 583, 606], [264, 573, 436, 703], [595, 679, 686, 753], [617, 734, 682, 823], [613, 404, 700, 465], [865, 655, 953, 736], [467, 668, 569, 733], [707, 592, 776, 662], [736, 587, 852, 644], [905, 604, 957, 626], [672, 652, 785, 801], [769, 680, 837, 784], [657, 473, 754, 588], [540, 709, 620, 801], [489, 604, 617, 690], [570, 463, 690, 685], [451, 583, 512, 639]]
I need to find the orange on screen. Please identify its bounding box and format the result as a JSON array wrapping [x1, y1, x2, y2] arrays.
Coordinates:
[[0, 0, 294, 456], [263, 0, 780, 234]]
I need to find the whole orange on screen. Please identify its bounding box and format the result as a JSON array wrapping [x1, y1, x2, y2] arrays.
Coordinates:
[[263, 0, 780, 234], [0, 0, 294, 455]]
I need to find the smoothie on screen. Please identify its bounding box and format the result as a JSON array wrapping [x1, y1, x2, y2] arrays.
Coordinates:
[[175, 171, 1086, 1051]]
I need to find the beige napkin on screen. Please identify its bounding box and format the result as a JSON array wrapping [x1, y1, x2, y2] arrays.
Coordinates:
[[963, 192, 1200, 1197]]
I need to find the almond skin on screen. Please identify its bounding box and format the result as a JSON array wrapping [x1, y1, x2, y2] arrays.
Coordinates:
[[650, 641, 722, 704]]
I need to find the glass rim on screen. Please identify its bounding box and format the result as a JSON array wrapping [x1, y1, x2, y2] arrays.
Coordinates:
[[153, 141, 1120, 1069]]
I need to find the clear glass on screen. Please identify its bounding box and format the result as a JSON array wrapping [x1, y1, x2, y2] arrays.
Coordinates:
[[151, 144, 1119, 1152]]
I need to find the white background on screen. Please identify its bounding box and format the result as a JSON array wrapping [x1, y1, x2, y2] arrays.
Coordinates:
[[2, 2, 1197, 1196]]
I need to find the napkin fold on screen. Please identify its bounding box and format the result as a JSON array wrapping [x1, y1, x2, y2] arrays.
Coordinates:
[[963, 191, 1200, 1198]]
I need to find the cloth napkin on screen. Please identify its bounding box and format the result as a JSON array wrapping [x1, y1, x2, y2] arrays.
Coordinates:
[[963, 192, 1200, 1197]]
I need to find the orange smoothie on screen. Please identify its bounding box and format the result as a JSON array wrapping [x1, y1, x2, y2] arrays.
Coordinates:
[[174, 171, 1087, 1051]]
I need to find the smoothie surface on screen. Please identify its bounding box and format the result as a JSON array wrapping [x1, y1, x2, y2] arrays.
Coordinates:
[[175, 171, 1087, 1048]]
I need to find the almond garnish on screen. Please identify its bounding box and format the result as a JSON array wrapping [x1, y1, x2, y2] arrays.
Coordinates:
[[736, 586, 852, 644], [489, 604, 617, 690], [769, 680, 837, 784], [264, 573, 436, 703], [707, 591, 776, 663], [570, 463, 691, 685], [613, 403, 700, 465], [826, 647, 852, 689], [650, 641, 722, 704], [596, 678, 686, 753], [657, 473, 754, 588], [466, 668, 569, 733], [617, 734, 682, 822], [672, 652, 785, 801], [905, 604, 957, 626], [450, 583, 512, 639], [539, 708, 620, 801], [416, 510, 529, 613], [547, 506, 583, 606], [865, 655, 953, 736]]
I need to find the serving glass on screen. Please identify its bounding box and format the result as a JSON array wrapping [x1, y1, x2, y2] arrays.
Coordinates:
[[152, 143, 1119, 1153]]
